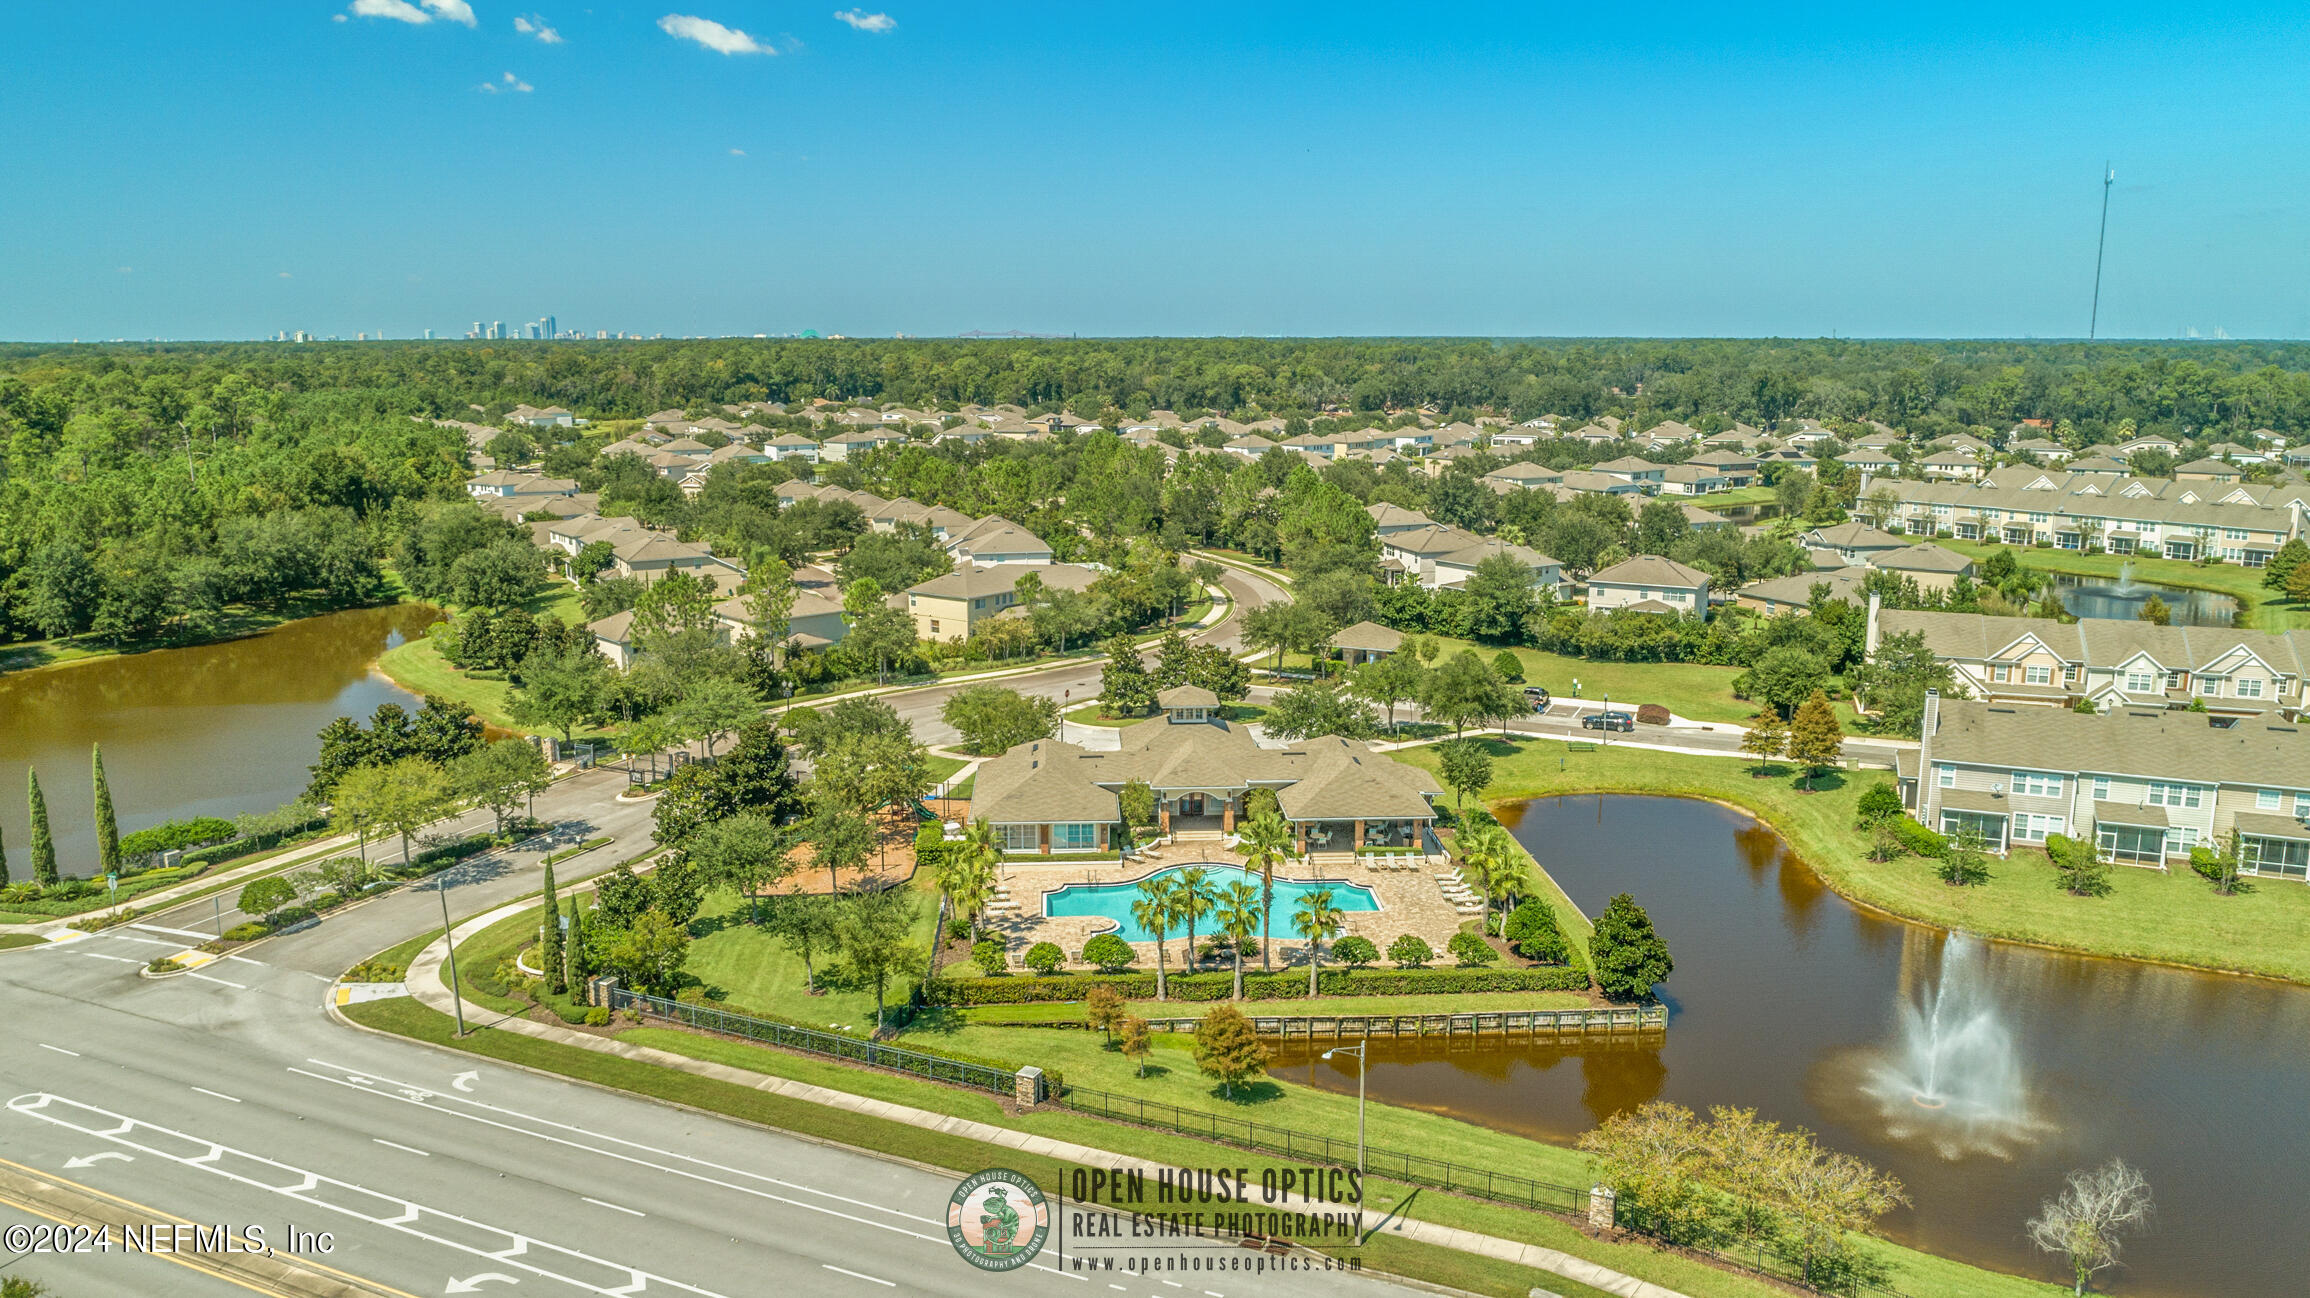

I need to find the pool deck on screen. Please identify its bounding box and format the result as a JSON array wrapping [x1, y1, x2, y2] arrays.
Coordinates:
[[982, 842, 1474, 970]]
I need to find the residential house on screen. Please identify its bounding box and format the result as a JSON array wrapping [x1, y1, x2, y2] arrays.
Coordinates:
[[946, 517, 1055, 566], [1737, 568, 1871, 615], [466, 470, 578, 501], [764, 432, 822, 463], [1905, 692, 2310, 877], [1377, 525, 1568, 595], [1686, 449, 1759, 487], [1870, 542, 1976, 593], [2008, 438, 2072, 463], [820, 429, 902, 462], [1837, 448, 1901, 476], [2175, 458, 2242, 484], [1328, 620, 1403, 667], [1482, 462, 1566, 492], [1592, 456, 1667, 490], [506, 404, 582, 429], [1919, 451, 1985, 482], [2116, 435, 2182, 457], [1659, 463, 1730, 496], [1802, 522, 1910, 566], [1556, 470, 1649, 498], [606, 533, 744, 591], [1365, 502, 1436, 536], [905, 562, 1097, 640], [1586, 555, 1711, 616]]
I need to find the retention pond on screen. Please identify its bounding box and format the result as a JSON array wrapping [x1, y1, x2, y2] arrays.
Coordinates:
[[1273, 793, 2310, 1295]]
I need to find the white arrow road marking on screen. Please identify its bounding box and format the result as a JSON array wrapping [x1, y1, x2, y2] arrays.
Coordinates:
[[6, 1093, 732, 1298], [63, 1151, 133, 1169], [451, 1071, 480, 1093], [445, 1274, 520, 1293], [293, 1058, 1088, 1282]]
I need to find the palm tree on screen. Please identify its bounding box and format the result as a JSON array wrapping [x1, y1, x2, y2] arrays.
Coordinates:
[[1131, 876, 1183, 1001], [1238, 810, 1296, 971], [1458, 824, 1522, 937], [1214, 880, 1264, 1000], [1176, 866, 1215, 968], [942, 821, 998, 942], [1292, 888, 1344, 996]]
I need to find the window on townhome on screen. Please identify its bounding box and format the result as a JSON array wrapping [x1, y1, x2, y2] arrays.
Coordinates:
[[2063, 664, 2079, 685], [2239, 677, 2264, 698], [2258, 789, 2284, 812], [2091, 776, 2111, 802], [2296, 792, 2310, 817], [2125, 669, 2155, 692], [2167, 671, 2185, 690], [2025, 666, 2052, 686], [1053, 823, 1098, 850], [1992, 665, 2011, 683], [999, 824, 1040, 853], [2011, 771, 2063, 798], [2012, 812, 2066, 843], [2198, 677, 2222, 696], [2147, 782, 2203, 809], [1937, 764, 1955, 789]]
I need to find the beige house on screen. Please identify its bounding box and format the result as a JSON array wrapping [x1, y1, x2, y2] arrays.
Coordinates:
[[905, 562, 1097, 640], [606, 533, 744, 591], [1905, 693, 2310, 878], [1867, 465, 2300, 562], [1586, 555, 1711, 616], [1329, 620, 1404, 667], [1377, 525, 1568, 595]]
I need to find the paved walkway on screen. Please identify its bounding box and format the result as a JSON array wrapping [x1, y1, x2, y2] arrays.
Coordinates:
[[385, 900, 1689, 1298]]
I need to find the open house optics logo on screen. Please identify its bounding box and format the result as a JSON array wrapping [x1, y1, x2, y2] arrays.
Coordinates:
[[948, 1168, 1050, 1272]]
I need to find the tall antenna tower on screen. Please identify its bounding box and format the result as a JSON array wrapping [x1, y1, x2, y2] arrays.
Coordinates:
[[2089, 162, 2115, 340]]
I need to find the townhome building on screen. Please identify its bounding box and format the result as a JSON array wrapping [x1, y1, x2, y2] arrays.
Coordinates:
[[945, 517, 1055, 566], [764, 432, 822, 463], [1865, 466, 2302, 562], [1592, 456, 1667, 489], [1904, 693, 2310, 879], [1586, 555, 1710, 616], [1868, 602, 2310, 718]]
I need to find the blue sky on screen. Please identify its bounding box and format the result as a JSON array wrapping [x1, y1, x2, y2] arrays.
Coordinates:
[[3, 3, 2306, 340]]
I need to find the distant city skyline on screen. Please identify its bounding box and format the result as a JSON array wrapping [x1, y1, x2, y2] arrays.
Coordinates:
[[5, 3, 2309, 341]]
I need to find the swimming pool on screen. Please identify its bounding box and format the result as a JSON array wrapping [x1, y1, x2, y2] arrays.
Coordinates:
[[1042, 864, 1380, 943]]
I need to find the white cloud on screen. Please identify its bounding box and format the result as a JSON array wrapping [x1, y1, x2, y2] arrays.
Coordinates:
[[347, 0, 476, 24], [657, 13, 774, 55], [332, 12, 348, 21], [728, 148, 746, 156], [834, 9, 895, 32], [480, 71, 534, 92], [514, 14, 564, 43], [277, 271, 293, 279], [117, 266, 133, 275]]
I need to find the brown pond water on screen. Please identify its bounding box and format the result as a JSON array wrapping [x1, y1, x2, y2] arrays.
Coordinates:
[[0, 604, 439, 879], [1272, 794, 2310, 1296]]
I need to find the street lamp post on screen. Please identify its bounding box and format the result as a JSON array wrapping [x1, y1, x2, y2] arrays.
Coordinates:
[[438, 873, 468, 1039], [1321, 1041, 1368, 1178]]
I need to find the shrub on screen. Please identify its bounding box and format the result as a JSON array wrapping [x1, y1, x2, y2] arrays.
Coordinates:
[[920, 965, 1591, 1005], [1854, 783, 1905, 827], [1634, 703, 1671, 726], [119, 817, 238, 862], [1386, 934, 1434, 969], [1446, 932, 1497, 967], [2045, 833, 2111, 898], [146, 957, 184, 974], [1331, 935, 1379, 969], [1023, 941, 1066, 975], [971, 938, 1009, 976], [221, 922, 268, 943], [1892, 818, 1947, 858], [1490, 651, 1525, 683], [1502, 900, 1570, 964], [1081, 933, 1135, 973], [914, 822, 961, 877], [584, 1006, 612, 1026], [341, 960, 406, 983]]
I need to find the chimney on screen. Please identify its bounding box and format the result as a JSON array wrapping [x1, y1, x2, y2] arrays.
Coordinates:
[[1916, 688, 1941, 821], [1865, 590, 1883, 655]]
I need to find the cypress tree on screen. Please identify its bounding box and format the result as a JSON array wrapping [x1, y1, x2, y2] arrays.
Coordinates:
[[1, 809, 10, 885], [92, 744, 120, 879], [562, 895, 584, 993], [28, 768, 58, 887], [538, 862, 564, 995]]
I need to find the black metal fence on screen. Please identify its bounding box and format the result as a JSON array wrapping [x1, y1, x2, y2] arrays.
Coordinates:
[[607, 987, 1015, 1094], [1057, 1084, 1589, 1215]]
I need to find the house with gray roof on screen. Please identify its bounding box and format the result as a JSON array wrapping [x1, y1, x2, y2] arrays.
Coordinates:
[[1906, 693, 2310, 877], [1586, 555, 1710, 617], [1377, 525, 1567, 595], [1865, 465, 2299, 562]]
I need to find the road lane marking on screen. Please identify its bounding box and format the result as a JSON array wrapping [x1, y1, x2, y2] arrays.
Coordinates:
[[37, 1045, 79, 1057], [6, 1093, 732, 1298], [821, 1265, 895, 1287], [191, 1087, 241, 1103], [130, 923, 221, 940], [103, 935, 182, 949], [188, 973, 247, 989], [374, 1139, 429, 1157], [223, 954, 265, 965], [80, 953, 141, 964], [581, 1197, 643, 1217], [295, 1058, 1088, 1281]]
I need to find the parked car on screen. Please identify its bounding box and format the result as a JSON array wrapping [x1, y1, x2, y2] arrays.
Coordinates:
[[1581, 711, 1634, 732], [1523, 686, 1551, 713]]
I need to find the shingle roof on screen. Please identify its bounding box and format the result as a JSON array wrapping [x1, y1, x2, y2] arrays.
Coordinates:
[[1157, 685, 1218, 708], [1880, 609, 2310, 676], [1329, 620, 1403, 653], [1590, 555, 1710, 589], [1928, 698, 2310, 787], [1873, 542, 1974, 574]]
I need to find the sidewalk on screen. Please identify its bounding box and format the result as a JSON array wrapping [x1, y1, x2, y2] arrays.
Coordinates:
[[383, 899, 1690, 1298]]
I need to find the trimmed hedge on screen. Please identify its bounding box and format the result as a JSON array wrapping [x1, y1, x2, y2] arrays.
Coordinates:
[[923, 965, 1590, 1006]]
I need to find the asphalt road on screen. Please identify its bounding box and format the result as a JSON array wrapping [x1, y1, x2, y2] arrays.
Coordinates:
[[0, 933, 1415, 1298]]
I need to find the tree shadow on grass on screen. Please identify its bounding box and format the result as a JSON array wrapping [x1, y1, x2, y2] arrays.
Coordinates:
[[1788, 768, 1850, 794], [1208, 1078, 1286, 1106]]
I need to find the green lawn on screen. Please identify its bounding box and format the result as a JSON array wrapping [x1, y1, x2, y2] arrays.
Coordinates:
[[375, 580, 615, 736], [680, 884, 942, 1027], [0, 933, 45, 951], [1398, 734, 2310, 986], [923, 754, 967, 785], [1415, 634, 1869, 732], [1687, 485, 1780, 509], [1936, 538, 2309, 630]]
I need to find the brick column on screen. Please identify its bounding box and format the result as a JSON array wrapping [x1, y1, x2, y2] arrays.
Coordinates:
[[1354, 820, 1365, 850], [1222, 798, 1235, 833], [1587, 1185, 1617, 1232], [1015, 1065, 1046, 1109]]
